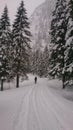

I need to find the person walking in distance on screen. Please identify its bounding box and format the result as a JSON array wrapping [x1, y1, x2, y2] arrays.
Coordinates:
[[34, 76, 37, 84]]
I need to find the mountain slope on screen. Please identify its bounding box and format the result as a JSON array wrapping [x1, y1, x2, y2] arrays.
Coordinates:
[[30, 0, 56, 50]]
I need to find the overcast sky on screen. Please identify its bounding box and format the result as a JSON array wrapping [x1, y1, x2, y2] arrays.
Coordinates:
[[0, 0, 45, 23]]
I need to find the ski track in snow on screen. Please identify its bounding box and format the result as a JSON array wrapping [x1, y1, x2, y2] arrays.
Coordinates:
[[0, 75, 73, 130], [13, 86, 34, 130]]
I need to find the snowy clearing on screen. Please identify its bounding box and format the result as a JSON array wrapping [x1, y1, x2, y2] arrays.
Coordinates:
[[0, 75, 73, 130]]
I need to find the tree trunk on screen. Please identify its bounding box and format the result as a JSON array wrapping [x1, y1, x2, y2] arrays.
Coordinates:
[[16, 74, 19, 88], [62, 74, 65, 89], [1, 79, 3, 91]]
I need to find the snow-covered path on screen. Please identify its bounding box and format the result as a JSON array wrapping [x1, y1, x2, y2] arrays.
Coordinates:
[[0, 75, 73, 130]]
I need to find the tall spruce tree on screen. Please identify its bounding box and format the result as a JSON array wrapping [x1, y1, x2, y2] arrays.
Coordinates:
[[31, 49, 43, 76], [12, 1, 31, 88], [30, 50, 38, 74], [43, 46, 49, 77], [31, 47, 49, 77], [37, 52, 44, 77], [0, 6, 11, 91], [65, 0, 73, 85], [50, 0, 67, 88], [32, 49, 41, 75]]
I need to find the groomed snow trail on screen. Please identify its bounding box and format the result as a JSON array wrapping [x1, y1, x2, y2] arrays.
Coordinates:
[[0, 75, 73, 130]]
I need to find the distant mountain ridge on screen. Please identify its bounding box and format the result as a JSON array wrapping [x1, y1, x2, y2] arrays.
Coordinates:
[[30, 0, 56, 50]]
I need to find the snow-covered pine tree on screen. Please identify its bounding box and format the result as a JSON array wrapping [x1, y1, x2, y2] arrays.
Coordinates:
[[31, 46, 49, 77], [65, 0, 73, 85], [37, 51, 44, 77], [43, 46, 49, 77], [0, 6, 12, 91], [12, 1, 31, 88], [31, 47, 49, 77], [31, 49, 42, 76], [33, 49, 41, 75], [30, 50, 37, 74], [49, 0, 67, 88]]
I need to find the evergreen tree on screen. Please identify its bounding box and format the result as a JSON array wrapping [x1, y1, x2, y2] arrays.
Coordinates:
[[0, 6, 11, 91], [30, 50, 37, 74], [31, 47, 49, 77], [49, 0, 67, 88], [43, 46, 49, 77], [37, 52, 47, 77], [12, 1, 31, 88], [65, 0, 73, 85], [31, 49, 42, 76], [32, 49, 40, 75]]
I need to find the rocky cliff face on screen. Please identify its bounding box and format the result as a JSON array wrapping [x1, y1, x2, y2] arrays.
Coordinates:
[[30, 0, 56, 50]]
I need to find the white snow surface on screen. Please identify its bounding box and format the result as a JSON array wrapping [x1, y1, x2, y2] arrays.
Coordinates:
[[0, 74, 73, 130]]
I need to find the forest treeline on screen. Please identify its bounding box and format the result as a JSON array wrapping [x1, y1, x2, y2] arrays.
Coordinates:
[[0, 0, 73, 90], [0, 1, 31, 90]]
